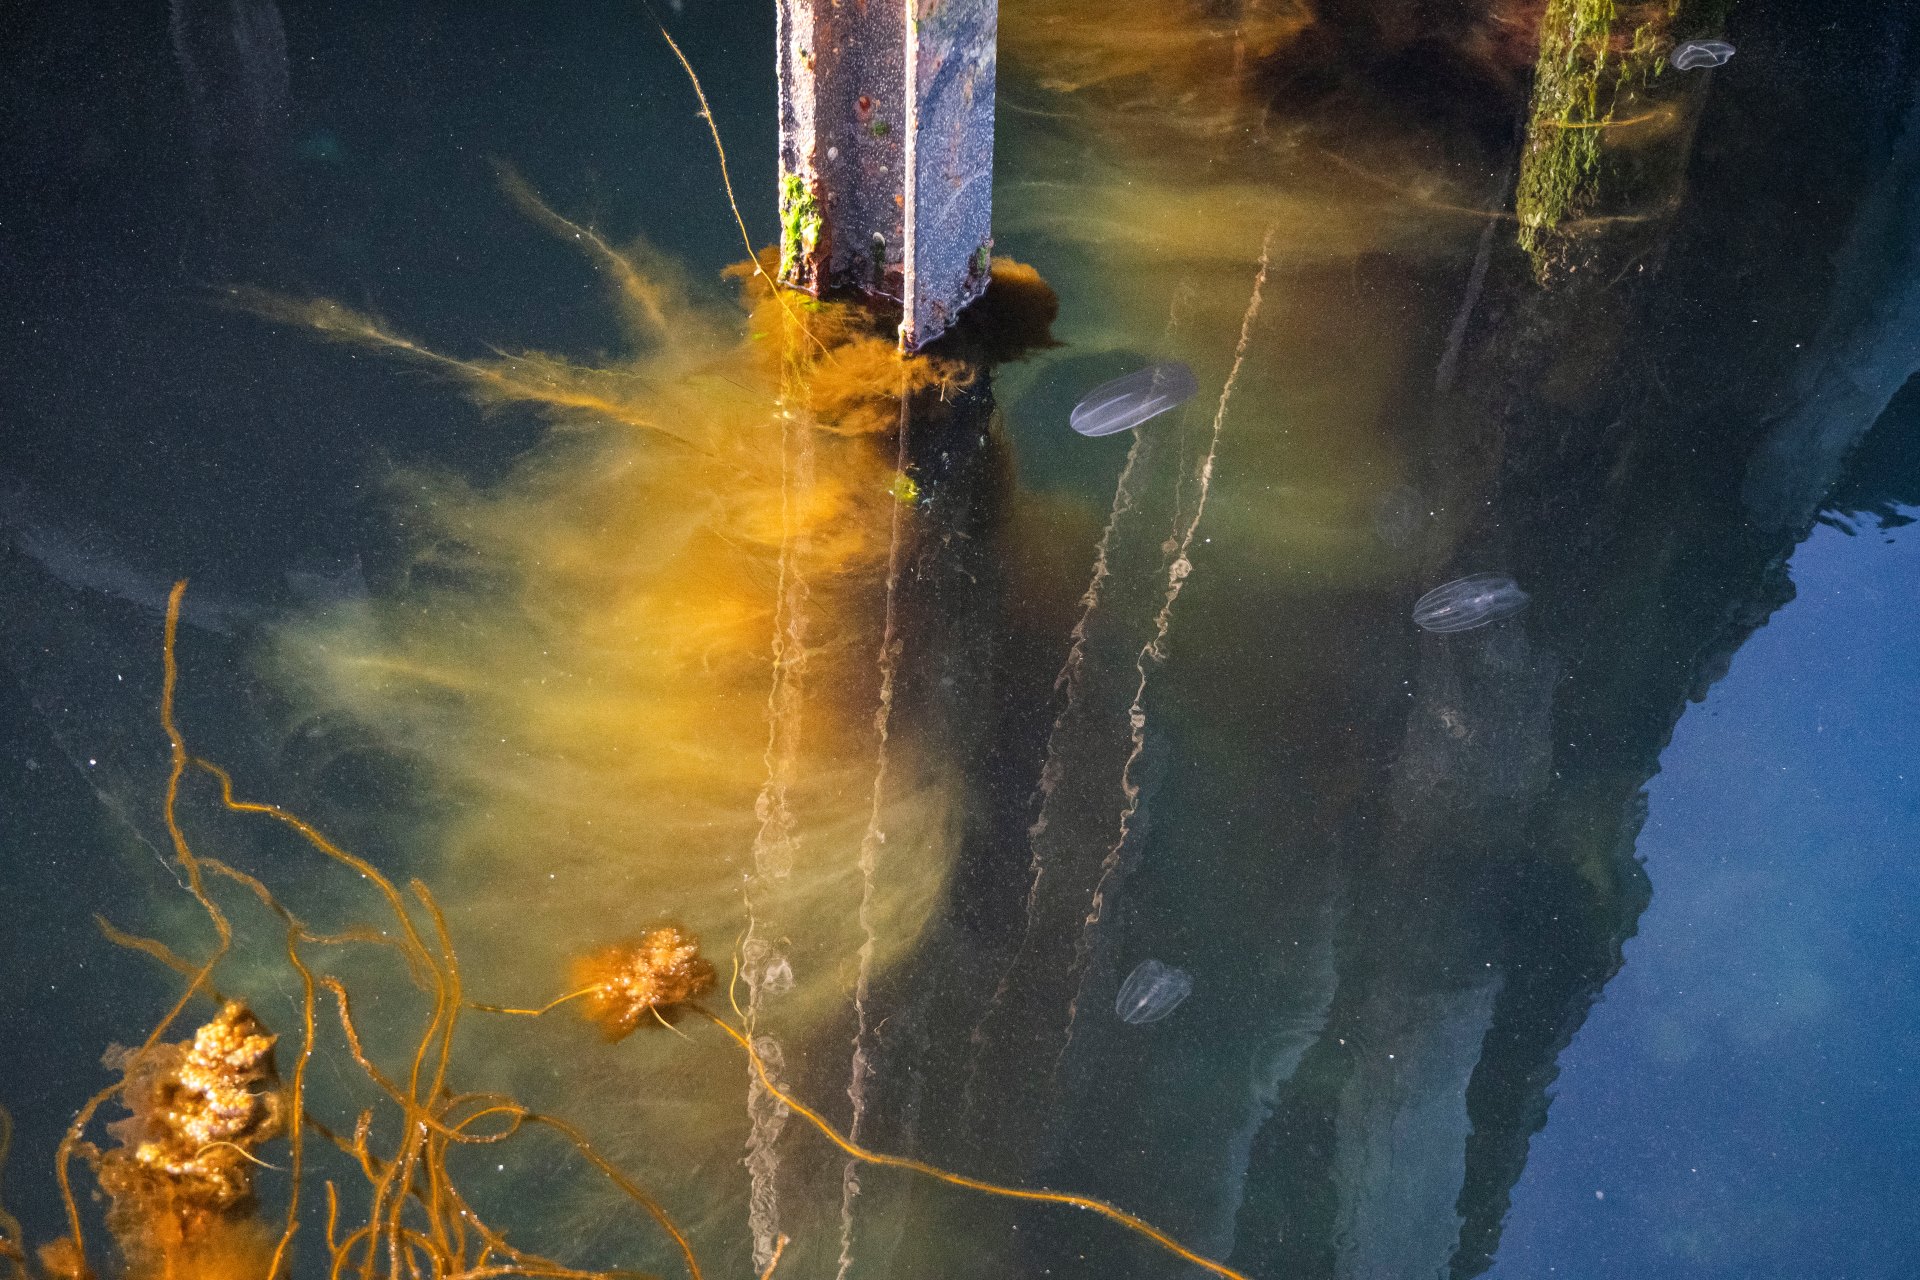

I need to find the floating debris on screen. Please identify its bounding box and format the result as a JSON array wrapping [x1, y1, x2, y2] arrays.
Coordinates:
[[1070, 362, 1199, 437], [1115, 959, 1193, 1024], [1670, 39, 1736, 71], [1412, 573, 1530, 633], [86, 1002, 285, 1280], [569, 926, 716, 1039]]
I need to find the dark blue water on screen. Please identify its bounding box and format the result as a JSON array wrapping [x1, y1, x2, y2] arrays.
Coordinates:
[[4, 3, 1920, 1279], [1492, 512, 1920, 1279]]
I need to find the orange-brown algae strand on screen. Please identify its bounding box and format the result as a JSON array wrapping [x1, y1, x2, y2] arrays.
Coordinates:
[[90, 1003, 283, 1278], [33, 1236, 91, 1280], [571, 927, 716, 1041]]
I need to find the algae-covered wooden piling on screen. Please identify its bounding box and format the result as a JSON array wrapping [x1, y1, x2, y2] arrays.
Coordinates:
[[1516, 0, 1736, 277], [776, 0, 997, 350]]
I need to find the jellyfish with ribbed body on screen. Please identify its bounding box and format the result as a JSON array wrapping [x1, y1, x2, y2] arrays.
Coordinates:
[[1115, 959, 1193, 1025], [1412, 573, 1530, 633]]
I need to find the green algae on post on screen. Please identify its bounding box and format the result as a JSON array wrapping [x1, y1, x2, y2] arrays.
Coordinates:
[[779, 170, 823, 278], [1515, 0, 1736, 276]]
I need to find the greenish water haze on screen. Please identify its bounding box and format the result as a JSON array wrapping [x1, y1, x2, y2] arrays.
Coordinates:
[[2, 2, 1917, 1278]]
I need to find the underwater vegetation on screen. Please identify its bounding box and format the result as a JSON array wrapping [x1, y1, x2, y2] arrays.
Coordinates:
[[1067, 362, 1200, 438], [1000, 0, 1745, 294], [1000, 0, 1315, 136], [1514, 0, 1737, 274], [2, 582, 718, 1280], [567, 929, 716, 1041], [230, 171, 979, 1272], [998, 0, 1507, 287], [1412, 572, 1531, 633], [1113, 959, 1193, 1026], [0, 562, 1271, 1280], [0, 128, 1270, 1275], [6, 6, 1825, 1277], [239, 166, 1002, 1270], [61, 1002, 284, 1280]]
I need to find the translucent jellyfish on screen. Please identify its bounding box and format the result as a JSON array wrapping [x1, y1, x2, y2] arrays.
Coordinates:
[[1412, 572, 1529, 633], [1670, 39, 1735, 71], [1115, 959, 1193, 1024], [1069, 362, 1199, 437]]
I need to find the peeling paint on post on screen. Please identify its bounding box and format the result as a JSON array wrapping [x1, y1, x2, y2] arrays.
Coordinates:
[[777, 0, 996, 350]]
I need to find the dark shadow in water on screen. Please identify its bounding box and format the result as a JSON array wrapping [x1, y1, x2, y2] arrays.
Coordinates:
[[853, 3, 1920, 1279], [6, 1, 1920, 1277]]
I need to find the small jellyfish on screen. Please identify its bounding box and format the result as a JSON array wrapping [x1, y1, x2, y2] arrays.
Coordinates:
[[1115, 959, 1193, 1025], [1070, 362, 1199, 437], [1412, 572, 1529, 634], [1669, 39, 1735, 70]]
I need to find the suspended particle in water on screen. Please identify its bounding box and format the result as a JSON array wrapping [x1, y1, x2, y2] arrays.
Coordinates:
[[1670, 39, 1735, 70], [1069, 361, 1200, 437], [1372, 484, 1427, 549], [1411, 572, 1530, 634], [1115, 959, 1193, 1025]]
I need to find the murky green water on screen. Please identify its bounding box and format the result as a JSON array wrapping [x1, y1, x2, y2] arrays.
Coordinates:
[[3, 3, 1917, 1279]]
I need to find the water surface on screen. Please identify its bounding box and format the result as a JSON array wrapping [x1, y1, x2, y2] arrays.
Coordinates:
[[3, 3, 1918, 1279]]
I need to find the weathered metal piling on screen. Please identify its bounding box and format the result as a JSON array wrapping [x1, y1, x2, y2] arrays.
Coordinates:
[[776, 0, 996, 350]]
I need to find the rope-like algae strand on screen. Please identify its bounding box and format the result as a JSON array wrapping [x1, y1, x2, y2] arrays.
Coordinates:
[[962, 286, 1194, 1106], [197, 857, 320, 1280], [695, 1007, 1254, 1280], [328, 982, 704, 1280], [55, 579, 235, 1275], [653, 23, 765, 300], [468, 988, 602, 1018], [126, 582, 703, 1280], [651, 18, 831, 360], [91, 915, 204, 981], [739, 299, 817, 1270], [759, 1234, 791, 1280], [836, 362, 914, 1280], [0, 1109, 26, 1280], [1058, 223, 1277, 1072]]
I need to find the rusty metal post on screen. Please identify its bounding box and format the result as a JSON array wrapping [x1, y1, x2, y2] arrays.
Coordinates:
[[776, 0, 996, 350]]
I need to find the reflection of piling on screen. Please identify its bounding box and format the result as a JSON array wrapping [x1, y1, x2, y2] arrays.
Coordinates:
[[776, 0, 997, 350], [1514, 0, 1731, 278]]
